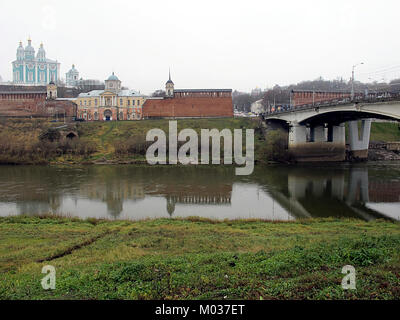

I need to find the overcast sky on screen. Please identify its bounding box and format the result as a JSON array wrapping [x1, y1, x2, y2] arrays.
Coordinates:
[[1, 0, 400, 94]]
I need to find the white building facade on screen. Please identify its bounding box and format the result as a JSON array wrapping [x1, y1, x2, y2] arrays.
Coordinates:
[[75, 73, 146, 121], [65, 64, 79, 87]]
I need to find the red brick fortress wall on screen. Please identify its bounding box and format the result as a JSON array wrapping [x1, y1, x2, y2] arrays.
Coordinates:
[[143, 90, 233, 118], [0, 99, 77, 118], [292, 90, 351, 107], [44, 100, 77, 118], [0, 85, 77, 118], [0, 97, 47, 116]]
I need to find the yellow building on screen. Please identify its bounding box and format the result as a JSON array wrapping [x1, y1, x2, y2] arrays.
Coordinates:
[[75, 72, 146, 121]]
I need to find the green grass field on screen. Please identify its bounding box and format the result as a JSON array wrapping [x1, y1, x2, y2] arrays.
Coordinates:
[[1, 216, 399, 300], [370, 122, 400, 141]]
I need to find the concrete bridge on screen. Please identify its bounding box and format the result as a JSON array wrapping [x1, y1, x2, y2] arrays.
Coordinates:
[[263, 95, 400, 161]]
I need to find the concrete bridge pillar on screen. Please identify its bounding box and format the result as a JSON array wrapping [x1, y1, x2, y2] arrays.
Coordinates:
[[289, 122, 308, 147], [332, 124, 346, 145], [313, 126, 326, 142], [348, 119, 372, 160], [288, 122, 346, 162]]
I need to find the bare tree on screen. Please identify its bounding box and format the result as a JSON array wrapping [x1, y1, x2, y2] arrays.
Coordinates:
[[152, 90, 166, 97]]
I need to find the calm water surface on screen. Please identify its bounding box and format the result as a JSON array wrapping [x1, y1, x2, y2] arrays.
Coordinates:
[[0, 163, 399, 221]]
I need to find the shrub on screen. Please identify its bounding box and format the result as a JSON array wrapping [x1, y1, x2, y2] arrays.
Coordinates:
[[114, 135, 151, 156], [0, 132, 97, 164], [260, 130, 291, 162]]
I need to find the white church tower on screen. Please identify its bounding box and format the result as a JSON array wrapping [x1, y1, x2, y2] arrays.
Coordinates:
[[165, 70, 174, 97]]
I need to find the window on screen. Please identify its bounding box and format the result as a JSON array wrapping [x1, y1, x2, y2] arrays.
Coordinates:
[[127, 100, 130, 106], [132, 100, 135, 106], [89, 100, 91, 106], [84, 100, 87, 106], [80, 100, 82, 106], [95, 99, 98, 106], [120, 99, 123, 106]]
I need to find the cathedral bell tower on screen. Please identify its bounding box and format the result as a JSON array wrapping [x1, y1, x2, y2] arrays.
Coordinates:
[[105, 72, 121, 93], [165, 70, 174, 97], [47, 81, 57, 100]]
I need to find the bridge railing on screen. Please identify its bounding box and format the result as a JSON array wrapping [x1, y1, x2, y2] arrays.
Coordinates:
[[263, 91, 400, 117]]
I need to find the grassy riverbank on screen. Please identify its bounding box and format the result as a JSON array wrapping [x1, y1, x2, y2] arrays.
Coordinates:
[[370, 122, 400, 141], [1, 216, 399, 300], [0, 118, 398, 165], [0, 118, 263, 164]]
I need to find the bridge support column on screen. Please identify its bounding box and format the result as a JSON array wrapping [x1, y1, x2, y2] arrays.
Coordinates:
[[348, 119, 372, 160], [288, 122, 346, 162], [313, 126, 326, 142], [289, 122, 308, 147], [332, 124, 346, 145]]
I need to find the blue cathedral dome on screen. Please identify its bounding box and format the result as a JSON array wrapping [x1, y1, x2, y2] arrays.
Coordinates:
[[107, 72, 119, 81], [24, 39, 34, 52], [24, 38, 35, 60], [37, 43, 46, 61], [16, 41, 24, 60]]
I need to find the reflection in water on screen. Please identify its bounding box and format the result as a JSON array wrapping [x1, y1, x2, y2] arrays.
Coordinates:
[[0, 163, 399, 221]]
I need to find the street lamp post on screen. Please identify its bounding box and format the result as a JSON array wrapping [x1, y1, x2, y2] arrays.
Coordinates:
[[351, 62, 364, 100]]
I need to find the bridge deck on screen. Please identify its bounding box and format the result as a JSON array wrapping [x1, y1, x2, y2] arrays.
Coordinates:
[[263, 93, 400, 117]]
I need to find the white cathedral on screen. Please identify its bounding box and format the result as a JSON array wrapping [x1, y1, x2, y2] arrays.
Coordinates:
[[12, 38, 60, 85], [65, 64, 79, 87]]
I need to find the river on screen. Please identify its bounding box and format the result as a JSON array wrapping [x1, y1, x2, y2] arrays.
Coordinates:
[[0, 163, 399, 221]]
